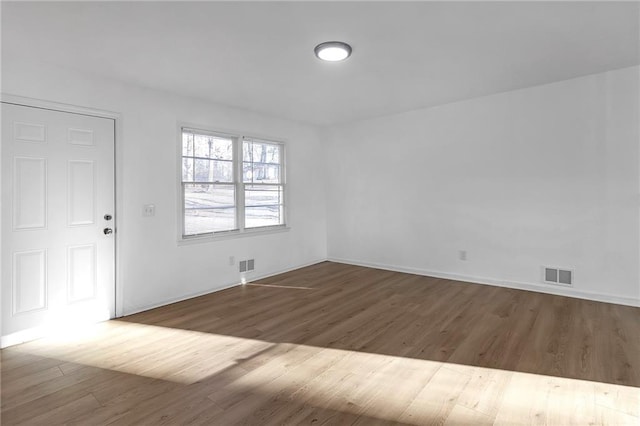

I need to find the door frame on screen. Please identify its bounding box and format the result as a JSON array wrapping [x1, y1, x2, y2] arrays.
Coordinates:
[[0, 93, 124, 331]]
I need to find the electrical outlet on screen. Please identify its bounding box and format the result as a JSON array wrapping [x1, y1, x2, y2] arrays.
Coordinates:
[[459, 250, 467, 261], [229, 256, 235, 266]]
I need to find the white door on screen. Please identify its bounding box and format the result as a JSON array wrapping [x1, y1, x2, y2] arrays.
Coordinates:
[[1, 102, 115, 346]]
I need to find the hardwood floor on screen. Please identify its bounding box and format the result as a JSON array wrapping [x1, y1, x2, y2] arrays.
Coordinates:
[[2, 261, 639, 425]]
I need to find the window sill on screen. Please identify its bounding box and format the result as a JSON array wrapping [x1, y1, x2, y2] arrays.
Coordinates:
[[177, 225, 290, 246]]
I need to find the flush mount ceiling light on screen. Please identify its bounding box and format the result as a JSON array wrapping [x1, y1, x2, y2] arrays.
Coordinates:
[[314, 41, 352, 62]]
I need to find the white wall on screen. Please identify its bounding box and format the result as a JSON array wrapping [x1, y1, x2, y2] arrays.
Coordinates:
[[326, 66, 640, 306], [3, 55, 638, 317], [2, 56, 327, 315]]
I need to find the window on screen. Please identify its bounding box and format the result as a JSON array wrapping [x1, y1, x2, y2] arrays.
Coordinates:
[[243, 138, 285, 228], [180, 127, 285, 238]]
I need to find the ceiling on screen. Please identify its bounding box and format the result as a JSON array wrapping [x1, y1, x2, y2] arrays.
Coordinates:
[[2, 1, 639, 126]]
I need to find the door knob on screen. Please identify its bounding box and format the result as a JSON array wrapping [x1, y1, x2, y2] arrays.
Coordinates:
[[103, 228, 113, 235]]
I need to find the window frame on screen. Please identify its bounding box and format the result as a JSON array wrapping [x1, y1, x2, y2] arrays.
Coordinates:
[[177, 123, 288, 243]]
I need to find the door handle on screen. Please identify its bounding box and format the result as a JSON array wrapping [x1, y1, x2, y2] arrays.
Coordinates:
[[103, 228, 113, 235]]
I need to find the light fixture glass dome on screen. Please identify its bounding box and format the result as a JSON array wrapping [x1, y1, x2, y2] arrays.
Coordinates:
[[314, 41, 352, 62]]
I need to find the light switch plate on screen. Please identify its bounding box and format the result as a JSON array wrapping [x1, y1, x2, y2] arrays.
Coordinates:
[[143, 204, 155, 217]]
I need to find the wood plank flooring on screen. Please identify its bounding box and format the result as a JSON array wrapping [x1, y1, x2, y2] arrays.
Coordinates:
[[2, 261, 639, 425]]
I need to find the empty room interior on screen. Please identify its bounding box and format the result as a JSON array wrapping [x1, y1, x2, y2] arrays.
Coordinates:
[[1, 1, 639, 425]]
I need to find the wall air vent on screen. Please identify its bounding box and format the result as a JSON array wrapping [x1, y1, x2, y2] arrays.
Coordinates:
[[543, 267, 573, 286], [239, 259, 255, 273]]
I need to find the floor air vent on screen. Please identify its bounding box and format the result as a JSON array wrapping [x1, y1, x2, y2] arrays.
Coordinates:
[[544, 267, 573, 286]]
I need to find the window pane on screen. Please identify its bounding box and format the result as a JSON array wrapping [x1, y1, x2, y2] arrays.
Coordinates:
[[194, 159, 209, 182], [267, 144, 281, 163], [244, 141, 281, 163], [243, 139, 282, 184], [194, 134, 233, 159], [242, 162, 253, 183], [245, 205, 283, 228], [243, 141, 252, 163], [182, 158, 193, 181], [251, 142, 280, 164], [182, 133, 194, 156], [245, 185, 282, 207], [212, 160, 233, 182], [194, 159, 233, 183], [184, 184, 235, 209], [256, 164, 280, 183], [243, 162, 281, 183], [212, 137, 234, 160], [184, 184, 235, 234], [184, 209, 236, 235]]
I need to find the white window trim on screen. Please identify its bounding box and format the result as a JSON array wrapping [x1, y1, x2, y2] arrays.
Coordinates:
[[176, 123, 289, 244]]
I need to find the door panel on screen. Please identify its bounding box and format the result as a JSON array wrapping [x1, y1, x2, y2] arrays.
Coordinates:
[[1, 103, 115, 343], [13, 156, 47, 230]]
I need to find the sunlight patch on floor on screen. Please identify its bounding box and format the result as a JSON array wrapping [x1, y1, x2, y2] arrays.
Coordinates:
[[8, 320, 640, 424], [214, 344, 640, 425], [10, 320, 273, 385]]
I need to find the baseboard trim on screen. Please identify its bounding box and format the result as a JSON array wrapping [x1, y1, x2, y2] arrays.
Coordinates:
[[1, 326, 51, 349], [122, 281, 242, 317], [122, 258, 327, 317], [328, 257, 640, 308]]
